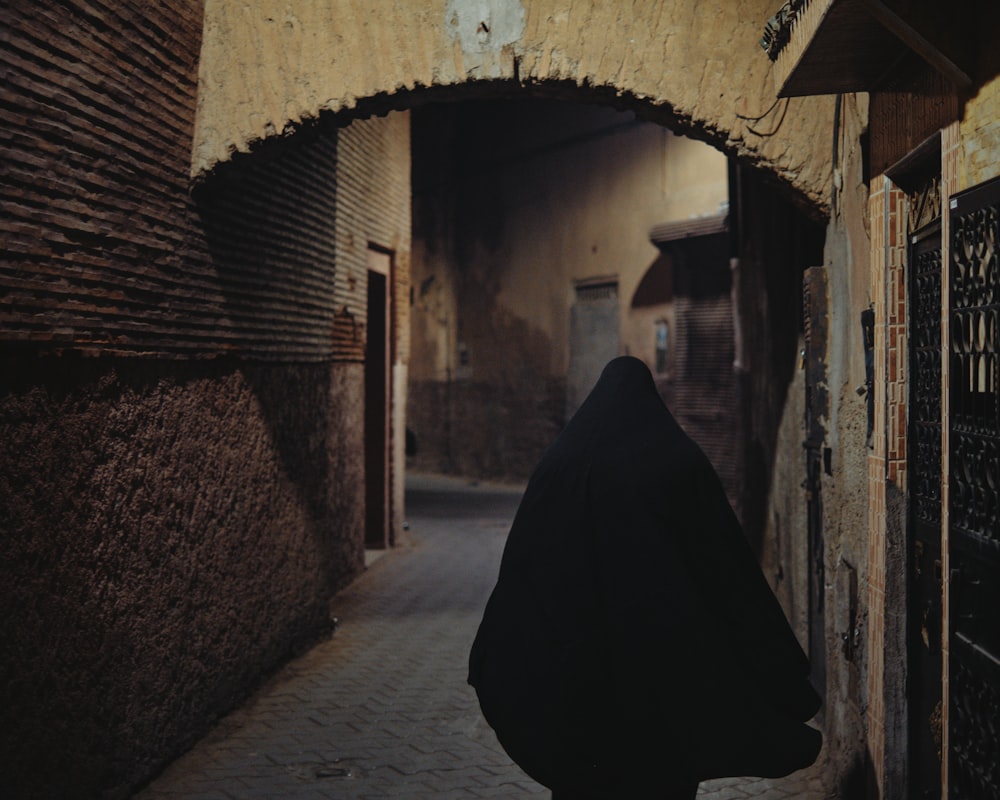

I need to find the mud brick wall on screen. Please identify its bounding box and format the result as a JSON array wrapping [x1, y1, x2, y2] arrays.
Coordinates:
[[2, 2, 215, 354], [0, 355, 365, 798], [407, 377, 566, 480], [2, 3, 366, 359], [1, 4, 372, 797]]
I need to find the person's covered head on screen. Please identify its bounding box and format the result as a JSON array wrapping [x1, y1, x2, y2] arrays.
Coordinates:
[[570, 356, 668, 426]]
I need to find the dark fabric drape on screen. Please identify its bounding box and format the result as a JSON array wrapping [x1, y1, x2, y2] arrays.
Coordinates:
[[469, 356, 821, 797]]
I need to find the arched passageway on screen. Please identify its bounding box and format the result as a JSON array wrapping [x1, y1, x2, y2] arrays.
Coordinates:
[[0, 4, 840, 798], [193, 0, 836, 213], [12, 3, 1000, 799]]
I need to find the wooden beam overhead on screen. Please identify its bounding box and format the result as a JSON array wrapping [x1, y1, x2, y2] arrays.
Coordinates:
[[770, 0, 971, 98]]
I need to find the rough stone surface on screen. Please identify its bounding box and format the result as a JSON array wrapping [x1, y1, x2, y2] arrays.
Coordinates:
[[0, 355, 365, 798], [193, 0, 836, 212]]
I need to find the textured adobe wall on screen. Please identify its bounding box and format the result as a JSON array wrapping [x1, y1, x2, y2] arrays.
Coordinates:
[[193, 0, 836, 212], [796, 92, 871, 797], [1, 3, 385, 797], [0, 355, 364, 798]]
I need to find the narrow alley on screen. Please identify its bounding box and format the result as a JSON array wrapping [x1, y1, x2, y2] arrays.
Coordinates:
[[137, 474, 830, 800]]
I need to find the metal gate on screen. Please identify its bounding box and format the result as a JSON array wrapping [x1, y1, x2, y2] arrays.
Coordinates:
[[948, 175, 1000, 799], [908, 206, 943, 797]]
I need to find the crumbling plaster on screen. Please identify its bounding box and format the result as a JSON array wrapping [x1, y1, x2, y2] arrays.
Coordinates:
[[193, 0, 835, 212]]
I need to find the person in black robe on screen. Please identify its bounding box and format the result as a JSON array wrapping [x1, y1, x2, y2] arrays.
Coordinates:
[[468, 356, 822, 799]]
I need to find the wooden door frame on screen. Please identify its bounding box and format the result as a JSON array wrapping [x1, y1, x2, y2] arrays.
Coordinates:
[[365, 246, 393, 549]]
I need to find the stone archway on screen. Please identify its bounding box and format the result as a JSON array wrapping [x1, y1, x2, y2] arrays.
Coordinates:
[[192, 0, 835, 213]]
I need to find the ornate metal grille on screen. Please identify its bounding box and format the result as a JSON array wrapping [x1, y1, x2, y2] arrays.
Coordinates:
[[949, 176, 1000, 800], [908, 215, 944, 798], [911, 240, 943, 526]]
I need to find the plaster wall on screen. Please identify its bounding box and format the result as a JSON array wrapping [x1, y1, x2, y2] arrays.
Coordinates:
[[814, 93, 874, 798], [409, 100, 728, 479], [740, 90, 872, 798], [193, 0, 836, 211], [621, 129, 730, 371]]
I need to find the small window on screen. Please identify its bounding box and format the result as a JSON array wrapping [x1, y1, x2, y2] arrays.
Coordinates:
[[655, 320, 670, 373]]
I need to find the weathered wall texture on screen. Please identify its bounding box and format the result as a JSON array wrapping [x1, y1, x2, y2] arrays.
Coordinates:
[[812, 93, 873, 798], [0, 3, 406, 797], [0, 355, 363, 798], [408, 100, 730, 480], [733, 91, 871, 799], [193, 0, 836, 210]]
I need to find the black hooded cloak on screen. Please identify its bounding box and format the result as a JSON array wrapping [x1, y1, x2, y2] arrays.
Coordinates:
[[468, 356, 821, 797]]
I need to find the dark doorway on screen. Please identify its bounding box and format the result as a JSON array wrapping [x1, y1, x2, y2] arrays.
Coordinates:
[[566, 277, 620, 420], [365, 250, 391, 549]]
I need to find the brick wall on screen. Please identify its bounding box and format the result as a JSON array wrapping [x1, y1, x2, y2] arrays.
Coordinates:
[[336, 112, 412, 535], [0, 4, 411, 796], [195, 131, 367, 360], [2, 3, 384, 363], [865, 174, 909, 797], [337, 113, 413, 360], [2, 2, 211, 354]]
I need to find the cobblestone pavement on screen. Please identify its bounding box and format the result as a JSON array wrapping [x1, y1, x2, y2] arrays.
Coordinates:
[[136, 473, 832, 800]]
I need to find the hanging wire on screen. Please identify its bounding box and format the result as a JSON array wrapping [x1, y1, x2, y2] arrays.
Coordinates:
[[735, 97, 783, 123], [742, 97, 791, 138]]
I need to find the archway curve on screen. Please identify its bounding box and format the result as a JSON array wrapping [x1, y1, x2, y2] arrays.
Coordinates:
[[192, 0, 836, 215]]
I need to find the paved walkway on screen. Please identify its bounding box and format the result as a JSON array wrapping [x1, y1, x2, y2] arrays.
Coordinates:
[[136, 473, 831, 799]]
